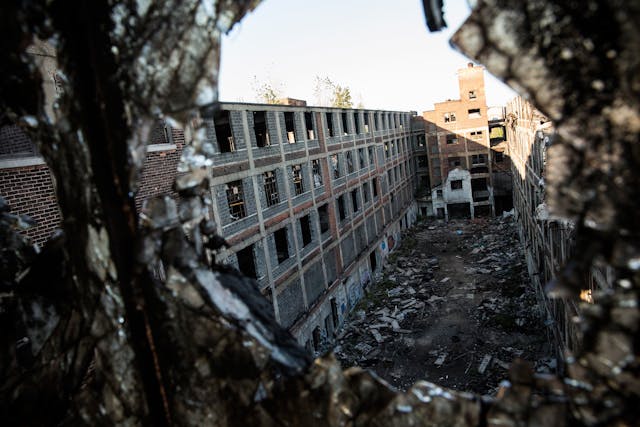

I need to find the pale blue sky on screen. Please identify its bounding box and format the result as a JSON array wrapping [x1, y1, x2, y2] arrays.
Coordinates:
[[219, 0, 516, 112]]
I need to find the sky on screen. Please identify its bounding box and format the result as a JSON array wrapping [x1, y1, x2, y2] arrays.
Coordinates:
[[218, 0, 516, 113]]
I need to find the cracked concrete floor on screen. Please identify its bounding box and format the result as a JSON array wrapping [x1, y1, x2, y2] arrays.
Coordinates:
[[335, 216, 553, 395]]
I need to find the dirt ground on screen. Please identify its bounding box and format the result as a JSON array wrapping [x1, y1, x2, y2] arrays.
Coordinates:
[[334, 216, 553, 395]]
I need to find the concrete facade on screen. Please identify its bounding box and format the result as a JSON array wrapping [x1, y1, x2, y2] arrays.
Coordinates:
[[506, 96, 613, 371]]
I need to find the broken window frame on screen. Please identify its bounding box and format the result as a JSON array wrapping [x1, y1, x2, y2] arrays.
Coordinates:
[[263, 170, 279, 207], [236, 244, 257, 279], [226, 180, 246, 221], [330, 154, 340, 179], [311, 159, 323, 188], [326, 112, 335, 137], [292, 164, 304, 195], [446, 134, 458, 145], [346, 151, 354, 174]]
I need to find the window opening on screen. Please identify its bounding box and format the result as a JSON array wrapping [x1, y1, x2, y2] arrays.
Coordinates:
[[284, 112, 296, 143], [330, 154, 340, 179], [355, 114, 361, 134], [312, 326, 321, 352], [300, 215, 312, 247], [444, 112, 456, 123], [362, 182, 370, 203], [346, 151, 354, 174], [446, 134, 458, 144], [470, 130, 483, 139], [468, 108, 481, 118], [304, 112, 314, 139], [326, 112, 334, 137], [330, 298, 339, 329], [351, 189, 359, 212], [318, 204, 330, 234], [337, 195, 346, 221], [372, 177, 378, 197], [214, 110, 235, 152], [341, 112, 349, 135], [369, 251, 377, 272], [469, 90, 477, 99], [226, 180, 246, 220], [263, 170, 279, 207], [495, 152, 504, 162], [368, 146, 374, 165], [274, 228, 289, 264], [253, 111, 270, 147], [312, 159, 323, 187], [292, 164, 304, 195], [363, 113, 369, 133], [237, 244, 257, 279], [451, 179, 463, 190]]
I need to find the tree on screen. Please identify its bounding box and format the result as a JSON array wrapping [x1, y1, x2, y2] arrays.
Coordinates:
[[313, 76, 353, 108], [252, 76, 284, 104]]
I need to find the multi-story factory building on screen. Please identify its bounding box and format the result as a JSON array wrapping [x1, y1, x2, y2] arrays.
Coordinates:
[[1, 95, 420, 352]]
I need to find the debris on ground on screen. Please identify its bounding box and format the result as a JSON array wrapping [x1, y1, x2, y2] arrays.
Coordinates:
[[335, 216, 552, 395]]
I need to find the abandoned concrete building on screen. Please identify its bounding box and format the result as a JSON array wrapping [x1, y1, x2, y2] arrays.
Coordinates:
[[1, 87, 420, 350], [421, 63, 511, 219]]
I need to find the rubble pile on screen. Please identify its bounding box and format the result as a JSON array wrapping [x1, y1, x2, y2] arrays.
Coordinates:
[[335, 216, 552, 395]]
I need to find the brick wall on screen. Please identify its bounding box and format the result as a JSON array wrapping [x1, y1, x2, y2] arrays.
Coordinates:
[[0, 125, 38, 157], [0, 164, 61, 246]]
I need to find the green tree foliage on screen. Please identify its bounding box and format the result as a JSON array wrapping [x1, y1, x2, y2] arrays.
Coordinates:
[[313, 76, 353, 108], [252, 76, 283, 104]]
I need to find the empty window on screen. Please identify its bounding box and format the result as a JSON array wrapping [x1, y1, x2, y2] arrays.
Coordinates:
[[417, 155, 428, 168], [236, 244, 257, 279], [330, 298, 339, 329], [469, 90, 477, 99], [330, 154, 340, 179], [471, 154, 487, 165], [300, 215, 312, 247], [292, 164, 304, 195], [416, 135, 426, 147], [451, 180, 463, 190], [346, 151, 354, 174], [369, 251, 377, 272], [355, 114, 361, 134], [312, 326, 321, 352], [351, 189, 359, 212], [304, 112, 314, 139], [470, 130, 483, 139], [384, 142, 389, 158], [341, 112, 349, 135], [363, 113, 370, 133], [449, 157, 462, 168], [337, 195, 346, 221], [284, 112, 296, 143], [263, 170, 279, 206], [436, 189, 443, 197], [358, 148, 365, 169], [318, 204, 330, 234], [214, 110, 235, 152], [226, 180, 246, 220], [373, 113, 379, 131], [468, 108, 481, 119], [387, 170, 393, 185], [372, 177, 378, 197], [495, 152, 504, 162], [444, 112, 457, 123], [274, 228, 289, 264], [446, 134, 458, 144], [326, 112, 334, 137], [367, 146, 374, 165], [362, 182, 370, 203], [253, 111, 270, 147], [312, 159, 323, 187]]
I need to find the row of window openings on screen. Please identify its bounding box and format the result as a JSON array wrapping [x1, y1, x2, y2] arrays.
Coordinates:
[[443, 107, 482, 123], [384, 138, 409, 158], [229, 162, 324, 220], [326, 112, 407, 138], [445, 130, 483, 145], [217, 110, 408, 152], [336, 178, 379, 222], [236, 214, 315, 279], [387, 162, 410, 186], [330, 147, 374, 179]]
